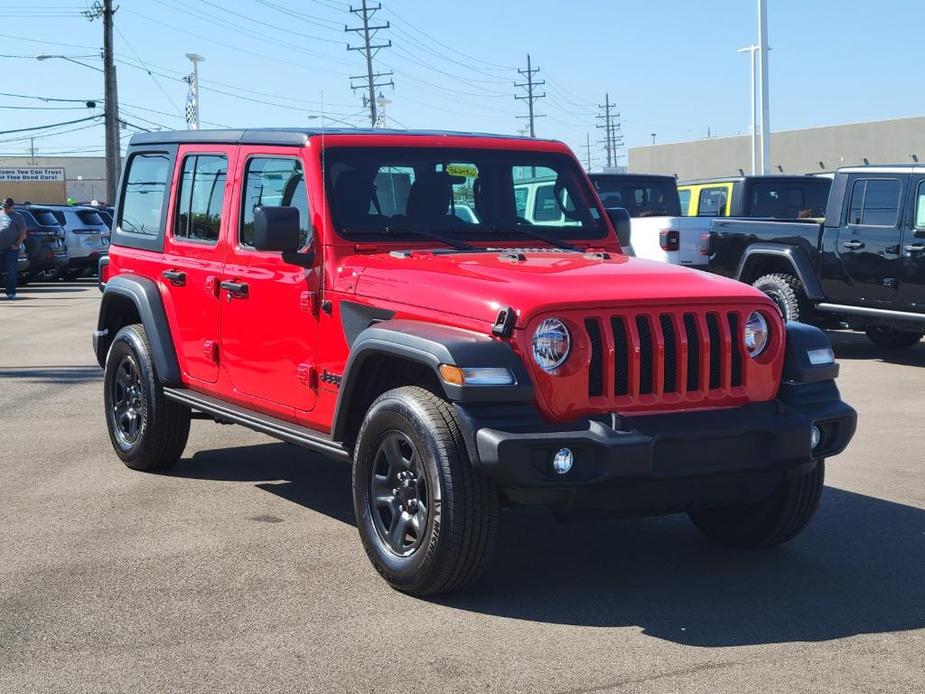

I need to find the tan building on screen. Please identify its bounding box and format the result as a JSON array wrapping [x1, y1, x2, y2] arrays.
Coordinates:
[[0, 156, 109, 204], [628, 116, 925, 181]]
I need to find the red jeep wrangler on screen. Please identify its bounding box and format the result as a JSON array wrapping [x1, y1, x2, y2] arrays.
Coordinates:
[[94, 129, 856, 595]]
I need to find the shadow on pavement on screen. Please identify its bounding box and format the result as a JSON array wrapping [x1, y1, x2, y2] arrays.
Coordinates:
[[828, 330, 925, 367], [169, 441, 925, 647], [0, 365, 102, 382]]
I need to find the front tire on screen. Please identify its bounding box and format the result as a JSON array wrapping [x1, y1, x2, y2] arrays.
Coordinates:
[[352, 386, 498, 596], [865, 326, 923, 349], [752, 272, 812, 323], [103, 323, 190, 471], [688, 461, 825, 547]]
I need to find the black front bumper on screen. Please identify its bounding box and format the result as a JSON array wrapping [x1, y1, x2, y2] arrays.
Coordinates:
[[455, 380, 856, 513]]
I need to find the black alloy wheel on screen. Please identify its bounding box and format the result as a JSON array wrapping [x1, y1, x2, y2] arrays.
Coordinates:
[[369, 431, 430, 556]]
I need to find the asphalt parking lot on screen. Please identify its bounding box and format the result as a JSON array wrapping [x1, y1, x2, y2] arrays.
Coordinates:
[[1, 281, 924, 694]]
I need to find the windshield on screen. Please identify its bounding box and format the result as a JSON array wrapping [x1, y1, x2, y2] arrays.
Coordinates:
[[324, 147, 607, 244], [592, 176, 681, 217]]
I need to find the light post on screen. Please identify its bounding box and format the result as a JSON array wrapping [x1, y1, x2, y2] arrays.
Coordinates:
[[35, 53, 102, 72], [184, 53, 204, 130], [738, 44, 759, 175], [757, 0, 771, 174]]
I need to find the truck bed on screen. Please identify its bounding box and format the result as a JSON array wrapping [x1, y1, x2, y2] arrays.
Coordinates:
[[708, 217, 824, 278]]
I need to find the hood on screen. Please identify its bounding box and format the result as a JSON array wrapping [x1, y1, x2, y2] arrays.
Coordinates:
[[350, 249, 772, 325]]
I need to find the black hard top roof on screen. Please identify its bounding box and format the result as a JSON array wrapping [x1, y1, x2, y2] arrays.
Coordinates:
[[679, 174, 828, 185], [588, 173, 677, 181], [129, 128, 554, 147]]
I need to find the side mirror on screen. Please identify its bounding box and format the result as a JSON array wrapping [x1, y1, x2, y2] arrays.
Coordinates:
[[254, 206, 301, 252], [253, 206, 315, 268], [606, 207, 632, 248]]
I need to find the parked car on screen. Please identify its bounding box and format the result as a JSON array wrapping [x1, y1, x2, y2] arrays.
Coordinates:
[[678, 175, 832, 218], [94, 128, 856, 596], [589, 173, 712, 266], [14, 206, 68, 281], [30, 204, 109, 280], [706, 164, 925, 347]]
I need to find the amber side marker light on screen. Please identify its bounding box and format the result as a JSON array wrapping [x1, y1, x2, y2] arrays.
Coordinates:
[[438, 365, 515, 386]]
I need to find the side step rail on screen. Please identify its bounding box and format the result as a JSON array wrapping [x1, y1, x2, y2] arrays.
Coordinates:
[[163, 387, 350, 462]]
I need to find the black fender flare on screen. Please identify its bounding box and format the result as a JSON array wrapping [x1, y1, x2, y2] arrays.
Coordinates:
[[95, 274, 181, 385], [736, 244, 825, 300], [331, 319, 534, 442]]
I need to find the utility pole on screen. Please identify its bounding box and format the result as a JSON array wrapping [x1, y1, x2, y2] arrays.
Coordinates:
[[583, 133, 592, 172], [757, 0, 771, 174], [85, 0, 120, 204], [346, 1, 393, 128], [29, 138, 36, 165], [184, 53, 204, 130], [596, 93, 622, 169], [514, 54, 545, 137]]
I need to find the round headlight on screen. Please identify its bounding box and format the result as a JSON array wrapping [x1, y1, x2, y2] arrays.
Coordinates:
[[532, 318, 571, 372], [744, 311, 770, 358]]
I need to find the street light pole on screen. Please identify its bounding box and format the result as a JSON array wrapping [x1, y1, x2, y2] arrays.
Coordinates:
[[738, 44, 759, 175], [757, 0, 771, 174]]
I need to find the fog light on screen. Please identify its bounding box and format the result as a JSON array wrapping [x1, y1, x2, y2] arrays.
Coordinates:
[[552, 448, 573, 474], [811, 425, 822, 450]]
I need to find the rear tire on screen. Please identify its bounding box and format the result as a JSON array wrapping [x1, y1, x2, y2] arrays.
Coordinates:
[[58, 267, 85, 281], [103, 323, 190, 471], [865, 326, 923, 349], [352, 386, 498, 596], [752, 272, 812, 323], [688, 461, 825, 547]]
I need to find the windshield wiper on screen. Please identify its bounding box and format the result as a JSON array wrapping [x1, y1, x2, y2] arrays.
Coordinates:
[[490, 225, 580, 252], [382, 226, 474, 251]]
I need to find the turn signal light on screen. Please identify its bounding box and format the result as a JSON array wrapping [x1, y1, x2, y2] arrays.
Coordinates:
[[438, 365, 515, 386]]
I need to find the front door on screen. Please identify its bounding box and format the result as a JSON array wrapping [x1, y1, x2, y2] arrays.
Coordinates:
[[219, 149, 319, 416], [161, 146, 234, 384], [834, 175, 906, 306], [897, 174, 925, 312]]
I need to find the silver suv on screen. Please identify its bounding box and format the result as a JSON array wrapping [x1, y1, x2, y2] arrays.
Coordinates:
[[30, 205, 110, 280]]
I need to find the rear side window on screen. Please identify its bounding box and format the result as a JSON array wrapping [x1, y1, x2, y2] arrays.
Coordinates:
[[120, 153, 172, 236], [698, 187, 728, 217], [592, 178, 681, 217], [31, 210, 59, 226], [848, 179, 901, 226], [915, 181, 925, 229], [174, 155, 227, 244], [240, 157, 310, 248], [750, 182, 830, 218], [678, 189, 691, 215], [76, 210, 104, 226], [533, 184, 561, 222]]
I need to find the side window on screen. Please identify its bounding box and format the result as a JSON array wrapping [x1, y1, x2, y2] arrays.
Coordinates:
[[678, 189, 691, 215], [120, 153, 171, 235], [698, 187, 727, 217], [849, 178, 901, 227], [533, 184, 561, 222], [240, 157, 311, 248], [915, 181, 925, 229], [174, 155, 227, 243], [514, 186, 528, 218]]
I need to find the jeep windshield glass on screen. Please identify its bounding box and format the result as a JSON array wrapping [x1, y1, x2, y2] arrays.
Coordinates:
[[324, 147, 608, 245]]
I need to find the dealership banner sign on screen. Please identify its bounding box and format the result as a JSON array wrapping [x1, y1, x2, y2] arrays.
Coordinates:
[[0, 168, 66, 182]]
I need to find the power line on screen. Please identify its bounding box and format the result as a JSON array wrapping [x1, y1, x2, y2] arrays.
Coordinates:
[[0, 115, 101, 136], [112, 24, 183, 116], [346, 1, 394, 127], [514, 53, 545, 138]]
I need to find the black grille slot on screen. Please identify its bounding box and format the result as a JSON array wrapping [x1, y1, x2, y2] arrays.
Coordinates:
[[706, 313, 722, 390], [660, 314, 678, 393], [636, 316, 654, 395], [585, 318, 604, 397], [611, 316, 629, 396], [683, 314, 699, 391], [728, 312, 743, 387]]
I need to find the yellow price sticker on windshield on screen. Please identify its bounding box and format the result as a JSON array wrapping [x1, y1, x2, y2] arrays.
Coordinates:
[[446, 163, 479, 178]]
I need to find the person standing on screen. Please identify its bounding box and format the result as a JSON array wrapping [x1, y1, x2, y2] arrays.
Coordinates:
[[0, 197, 27, 299]]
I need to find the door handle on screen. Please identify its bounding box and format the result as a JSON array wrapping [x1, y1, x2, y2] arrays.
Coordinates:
[[842, 241, 865, 250], [220, 280, 249, 298], [162, 269, 186, 286], [904, 243, 925, 253]]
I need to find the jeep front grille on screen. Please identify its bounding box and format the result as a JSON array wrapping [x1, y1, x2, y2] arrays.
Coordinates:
[[585, 309, 747, 406]]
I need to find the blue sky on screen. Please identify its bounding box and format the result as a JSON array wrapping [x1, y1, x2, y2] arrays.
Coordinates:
[[1, 0, 922, 168]]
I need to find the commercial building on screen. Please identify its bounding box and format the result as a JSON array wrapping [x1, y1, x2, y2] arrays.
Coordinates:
[[628, 116, 925, 181], [0, 156, 109, 204]]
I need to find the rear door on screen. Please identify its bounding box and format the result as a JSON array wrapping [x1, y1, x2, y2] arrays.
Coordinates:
[[897, 173, 925, 312], [834, 174, 906, 306], [219, 148, 319, 416], [161, 145, 234, 384]]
